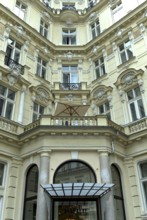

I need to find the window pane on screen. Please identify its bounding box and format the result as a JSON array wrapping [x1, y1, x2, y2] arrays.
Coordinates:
[[5, 102, 13, 119], [0, 99, 5, 116], [134, 87, 141, 97], [33, 113, 38, 121], [33, 103, 38, 112], [127, 90, 134, 100], [99, 105, 104, 114], [14, 50, 20, 63], [138, 99, 145, 118], [8, 90, 15, 100], [143, 182, 147, 206], [140, 163, 147, 177], [0, 163, 5, 185], [120, 52, 127, 63], [0, 85, 6, 96], [39, 106, 44, 114], [130, 103, 137, 121]]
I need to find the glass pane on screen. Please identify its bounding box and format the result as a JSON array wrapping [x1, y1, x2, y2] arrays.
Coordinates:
[[71, 36, 76, 44], [8, 89, 15, 100], [140, 163, 147, 177], [42, 67, 46, 79], [71, 73, 78, 83], [63, 73, 69, 84], [5, 102, 13, 119], [134, 87, 141, 97], [54, 200, 97, 220], [54, 161, 96, 184], [130, 103, 137, 121], [0, 99, 5, 116], [96, 68, 100, 78], [120, 51, 127, 63], [143, 182, 147, 207], [99, 105, 104, 114], [105, 102, 110, 111], [0, 85, 6, 96], [33, 113, 38, 121], [114, 198, 125, 220], [33, 103, 38, 112], [127, 48, 133, 59], [138, 99, 145, 118], [127, 90, 134, 100], [36, 64, 41, 75], [14, 50, 20, 63], [39, 106, 44, 114], [0, 163, 5, 185]]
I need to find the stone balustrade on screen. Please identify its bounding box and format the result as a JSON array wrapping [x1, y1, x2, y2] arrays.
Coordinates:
[[127, 118, 147, 134], [0, 116, 23, 134]]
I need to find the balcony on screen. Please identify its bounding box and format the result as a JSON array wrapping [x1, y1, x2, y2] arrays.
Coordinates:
[[59, 83, 81, 90], [62, 5, 76, 11], [5, 56, 24, 75]]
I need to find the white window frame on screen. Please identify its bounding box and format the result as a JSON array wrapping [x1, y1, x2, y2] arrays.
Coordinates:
[[40, 19, 49, 38], [95, 56, 106, 78], [32, 102, 44, 121], [5, 38, 21, 63], [62, 65, 78, 84], [98, 102, 111, 119], [127, 87, 145, 122], [139, 161, 147, 212], [111, 1, 124, 23], [14, 0, 27, 20], [62, 29, 76, 45], [119, 39, 133, 64], [91, 19, 101, 39], [0, 85, 15, 120], [36, 57, 47, 79]]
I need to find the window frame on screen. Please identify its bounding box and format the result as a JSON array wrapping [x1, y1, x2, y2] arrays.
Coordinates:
[[40, 19, 49, 38], [0, 85, 16, 120], [98, 101, 111, 119], [91, 19, 101, 39], [62, 65, 78, 84], [36, 57, 47, 79], [32, 102, 45, 122], [5, 38, 21, 64], [119, 39, 133, 64], [62, 29, 76, 45], [139, 161, 147, 212], [127, 87, 145, 122], [94, 56, 106, 79], [14, 0, 27, 20]]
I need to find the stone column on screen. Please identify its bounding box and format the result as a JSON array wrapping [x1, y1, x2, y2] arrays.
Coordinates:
[[99, 151, 116, 220], [36, 152, 50, 220], [17, 85, 26, 124]]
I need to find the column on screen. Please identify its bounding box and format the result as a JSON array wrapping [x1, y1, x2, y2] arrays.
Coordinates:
[[99, 151, 116, 220], [36, 152, 50, 220], [17, 85, 26, 124]]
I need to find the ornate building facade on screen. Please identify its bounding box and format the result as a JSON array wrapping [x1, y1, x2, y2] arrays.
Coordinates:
[[0, 0, 147, 219]]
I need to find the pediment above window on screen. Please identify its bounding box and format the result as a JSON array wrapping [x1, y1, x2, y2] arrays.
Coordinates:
[[114, 68, 144, 90], [91, 85, 113, 103]]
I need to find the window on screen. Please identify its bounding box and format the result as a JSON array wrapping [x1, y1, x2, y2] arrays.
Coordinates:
[[95, 57, 106, 78], [99, 102, 111, 119], [62, 3, 75, 10], [40, 20, 49, 38], [0, 85, 15, 120], [111, 165, 126, 220], [119, 40, 133, 63], [14, 1, 27, 20], [111, 1, 124, 23], [36, 57, 47, 79], [62, 65, 78, 89], [5, 38, 21, 65], [0, 163, 6, 186], [127, 87, 145, 121], [33, 103, 44, 121], [88, 0, 96, 8], [91, 20, 101, 39], [23, 165, 38, 220], [139, 162, 147, 210], [62, 29, 76, 45]]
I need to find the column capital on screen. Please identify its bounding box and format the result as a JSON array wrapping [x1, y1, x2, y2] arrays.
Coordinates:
[[37, 149, 51, 157]]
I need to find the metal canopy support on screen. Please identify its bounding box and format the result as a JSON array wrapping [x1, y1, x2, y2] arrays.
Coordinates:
[[41, 182, 114, 199]]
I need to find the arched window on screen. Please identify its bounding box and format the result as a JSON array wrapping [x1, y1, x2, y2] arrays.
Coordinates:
[[23, 165, 39, 220], [111, 164, 126, 220], [54, 160, 96, 183]]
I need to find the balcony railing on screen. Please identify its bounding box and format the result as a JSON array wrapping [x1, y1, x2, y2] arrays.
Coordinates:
[[62, 5, 76, 11], [5, 56, 24, 75], [59, 83, 81, 90]]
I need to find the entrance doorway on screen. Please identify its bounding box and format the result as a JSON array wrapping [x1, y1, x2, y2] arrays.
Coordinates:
[[54, 200, 98, 220]]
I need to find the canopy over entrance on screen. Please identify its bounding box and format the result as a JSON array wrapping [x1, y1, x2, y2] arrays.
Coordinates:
[[54, 102, 90, 117], [42, 182, 114, 198]]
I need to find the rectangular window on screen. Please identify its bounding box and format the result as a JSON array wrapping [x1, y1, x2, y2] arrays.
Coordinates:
[[5, 38, 21, 65], [119, 40, 133, 63], [0, 85, 15, 120], [62, 29, 76, 45], [127, 87, 145, 121], [99, 102, 111, 119], [95, 57, 106, 78], [14, 1, 27, 20], [40, 20, 49, 38], [33, 103, 44, 121], [139, 162, 147, 210], [36, 57, 47, 79], [111, 1, 124, 23], [91, 20, 101, 39]]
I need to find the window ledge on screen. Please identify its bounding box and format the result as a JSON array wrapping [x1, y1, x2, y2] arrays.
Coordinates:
[[117, 56, 136, 69], [92, 73, 108, 84]]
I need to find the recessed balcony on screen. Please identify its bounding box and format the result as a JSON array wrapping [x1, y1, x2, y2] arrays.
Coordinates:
[[4, 56, 24, 75], [59, 83, 81, 90]]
